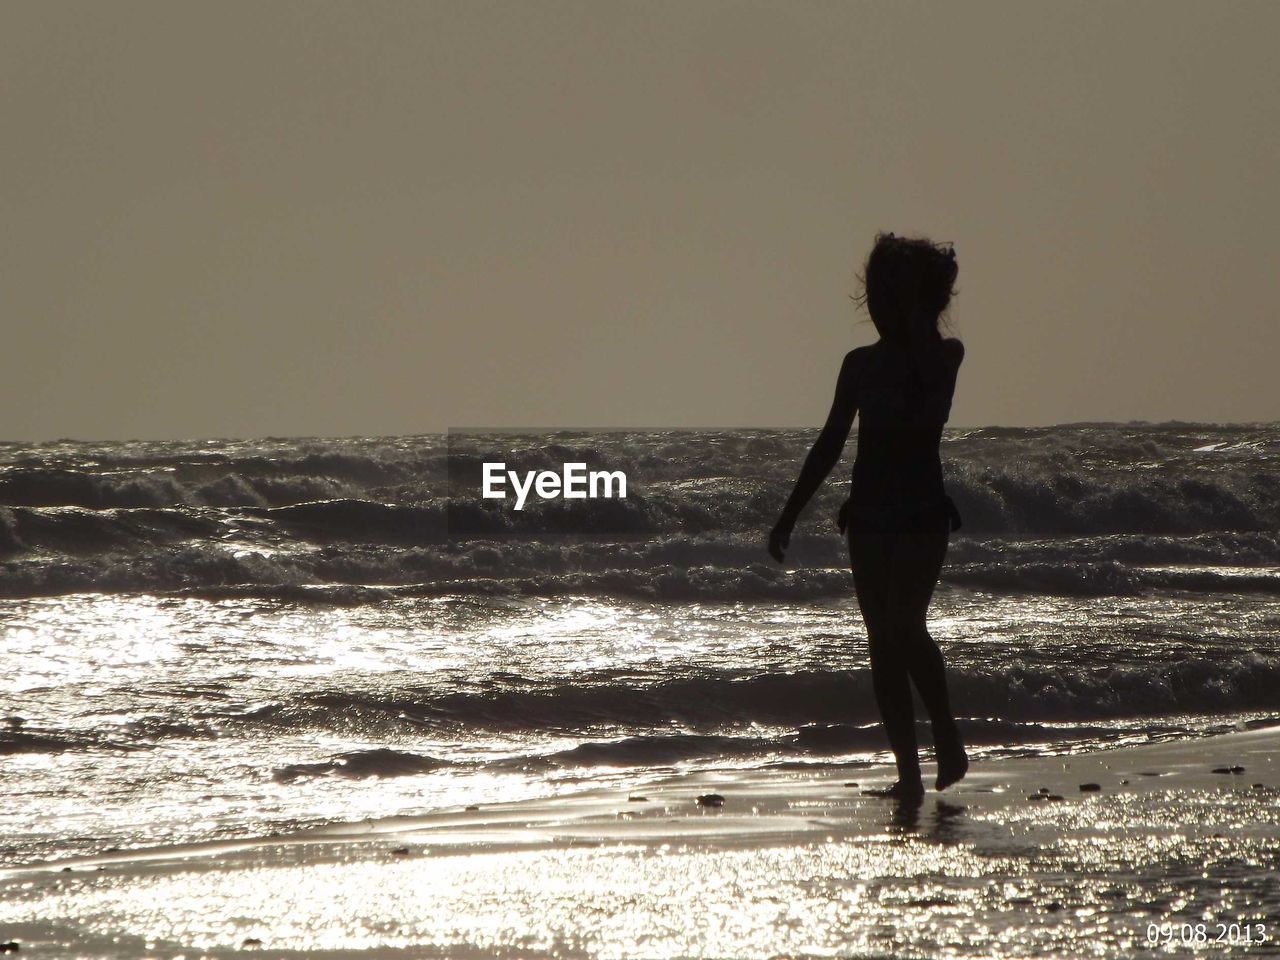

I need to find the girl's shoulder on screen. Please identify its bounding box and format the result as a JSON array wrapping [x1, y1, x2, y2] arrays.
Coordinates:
[[841, 344, 875, 373]]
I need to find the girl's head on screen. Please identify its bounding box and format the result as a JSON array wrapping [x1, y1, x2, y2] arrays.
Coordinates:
[[856, 232, 958, 341]]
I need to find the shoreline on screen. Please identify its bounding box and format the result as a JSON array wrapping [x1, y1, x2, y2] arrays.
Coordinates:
[[3, 725, 1278, 957], [10, 723, 1280, 875]]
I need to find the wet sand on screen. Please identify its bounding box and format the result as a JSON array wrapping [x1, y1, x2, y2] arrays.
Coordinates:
[[3, 725, 1278, 958]]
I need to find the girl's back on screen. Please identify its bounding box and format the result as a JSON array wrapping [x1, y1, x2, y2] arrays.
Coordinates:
[[849, 337, 963, 532]]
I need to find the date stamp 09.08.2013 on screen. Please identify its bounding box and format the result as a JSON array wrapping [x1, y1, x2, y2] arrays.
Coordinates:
[[1145, 921, 1270, 949]]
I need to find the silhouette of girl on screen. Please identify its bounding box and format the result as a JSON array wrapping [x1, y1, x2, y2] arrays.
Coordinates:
[[768, 232, 968, 801]]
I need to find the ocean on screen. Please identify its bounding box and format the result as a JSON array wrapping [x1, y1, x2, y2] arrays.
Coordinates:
[[4, 423, 1280, 870]]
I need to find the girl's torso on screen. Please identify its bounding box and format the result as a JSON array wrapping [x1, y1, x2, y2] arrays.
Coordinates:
[[848, 337, 962, 533]]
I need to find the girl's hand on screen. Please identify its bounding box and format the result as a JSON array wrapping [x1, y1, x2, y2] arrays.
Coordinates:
[[767, 517, 793, 563]]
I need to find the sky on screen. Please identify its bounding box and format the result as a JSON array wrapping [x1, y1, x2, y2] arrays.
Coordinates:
[[3, 1, 1277, 440]]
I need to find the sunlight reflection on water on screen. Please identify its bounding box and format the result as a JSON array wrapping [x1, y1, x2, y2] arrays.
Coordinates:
[[6, 819, 1278, 959]]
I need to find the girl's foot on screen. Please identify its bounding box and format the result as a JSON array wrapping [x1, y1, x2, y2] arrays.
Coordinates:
[[862, 779, 925, 802], [935, 737, 968, 791]]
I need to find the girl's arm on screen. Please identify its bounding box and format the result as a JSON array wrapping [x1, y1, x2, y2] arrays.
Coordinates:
[[768, 349, 862, 562]]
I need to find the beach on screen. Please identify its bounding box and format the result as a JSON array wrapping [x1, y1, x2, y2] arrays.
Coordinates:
[[3, 725, 1279, 958], [7, 0, 1280, 952], [3, 425, 1280, 957]]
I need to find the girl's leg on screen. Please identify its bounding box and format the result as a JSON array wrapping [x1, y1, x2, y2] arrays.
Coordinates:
[[887, 529, 967, 790], [850, 531, 923, 795]]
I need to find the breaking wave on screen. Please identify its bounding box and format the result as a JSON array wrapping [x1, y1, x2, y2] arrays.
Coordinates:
[[4, 424, 1280, 600], [236, 656, 1280, 738]]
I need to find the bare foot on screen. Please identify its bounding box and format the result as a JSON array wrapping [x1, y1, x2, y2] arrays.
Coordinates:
[[861, 779, 925, 802], [935, 739, 968, 791]]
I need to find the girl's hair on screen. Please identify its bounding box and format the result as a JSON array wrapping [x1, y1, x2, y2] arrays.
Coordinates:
[[854, 232, 958, 336]]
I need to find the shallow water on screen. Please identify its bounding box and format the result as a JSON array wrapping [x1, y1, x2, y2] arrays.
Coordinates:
[[4, 588, 1279, 869], [4, 425, 1280, 872]]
